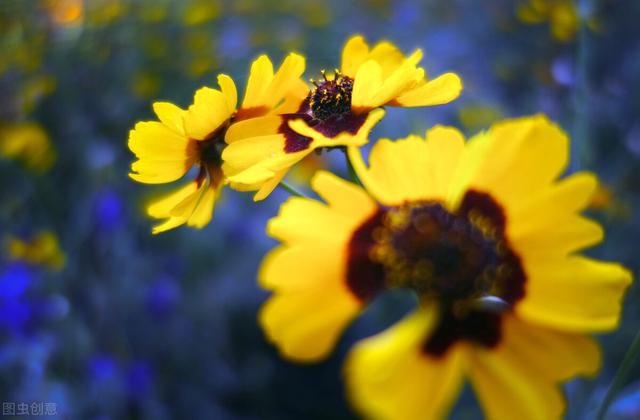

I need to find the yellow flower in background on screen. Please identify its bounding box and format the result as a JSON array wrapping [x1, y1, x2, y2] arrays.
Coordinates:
[[0, 122, 56, 173], [182, 0, 221, 26], [259, 115, 632, 419], [6, 231, 66, 271], [222, 35, 462, 201], [43, 0, 84, 27], [457, 103, 503, 133], [517, 0, 580, 42], [129, 53, 305, 233]]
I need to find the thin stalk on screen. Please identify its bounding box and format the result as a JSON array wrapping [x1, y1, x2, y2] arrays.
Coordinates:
[[343, 148, 363, 186], [278, 181, 306, 198], [572, 0, 591, 171], [596, 330, 640, 420]]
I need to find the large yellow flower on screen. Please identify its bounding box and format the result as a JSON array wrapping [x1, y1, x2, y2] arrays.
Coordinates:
[[222, 35, 462, 201], [128, 53, 305, 233], [258, 115, 632, 419]]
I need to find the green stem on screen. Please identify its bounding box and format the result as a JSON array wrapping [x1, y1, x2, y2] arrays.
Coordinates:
[[343, 148, 362, 186], [596, 330, 640, 420], [278, 181, 306, 198]]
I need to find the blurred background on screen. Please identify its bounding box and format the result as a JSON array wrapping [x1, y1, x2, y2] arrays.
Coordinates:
[[0, 0, 639, 418]]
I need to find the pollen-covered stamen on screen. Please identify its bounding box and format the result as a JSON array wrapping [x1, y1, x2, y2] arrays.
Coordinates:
[[309, 70, 354, 121], [346, 190, 526, 356], [367, 203, 510, 302], [281, 70, 363, 153]]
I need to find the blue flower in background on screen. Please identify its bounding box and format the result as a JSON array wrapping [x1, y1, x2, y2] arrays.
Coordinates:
[[94, 188, 125, 231], [0, 263, 35, 334]]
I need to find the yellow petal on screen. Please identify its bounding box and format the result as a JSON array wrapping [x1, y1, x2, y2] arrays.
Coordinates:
[[147, 182, 201, 234], [184, 86, 233, 140], [469, 351, 562, 419], [497, 315, 601, 381], [351, 60, 383, 111], [516, 256, 632, 332], [468, 115, 569, 210], [469, 314, 600, 420], [287, 108, 385, 148], [128, 121, 194, 157], [222, 133, 311, 186], [513, 214, 603, 259], [217, 74, 237, 113], [367, 49, 424, 108], [262, 53, 306, 109], [147, 182, 199, 218], [446, 130, 495, 208], [225, 115, 282, 144], [187, 183, 218, 228], [508, 172, 597, 237], [344, 308, 466, 420], [341, 35, 370, 78], [151, 217, 187, 234], [252, 168, 288, 201], [260, 196, 363, 361], [129, 157, 195, 184], [508, 173, 602, 258], [350, 125, 465, 206], [260, 242, 343, 292], [227, 152, 308, 186], [275, 78, 309, 114], [311, 170, 377, 221], [222, 134, 284, 173], [267, 196, 358, 244], [259, 288, 361, 362], [241, 54, 274, 110], [393, 72, 463, 107], [367, 41, 410, 78], [152, 102, 185, 135]]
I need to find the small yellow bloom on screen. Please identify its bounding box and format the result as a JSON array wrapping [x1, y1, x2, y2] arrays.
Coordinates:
[[258, 115, 632, 419], [222, 35, 462, 201], [129, 53, 306, 233], [43, 0, 84, 27], [6, 231, 66, 271], [182, 0, 221, 26], [588, 184, 632, 220], [0, 122, 56, 173], [457, 103, 503, 132], [517, 0, 580, 42]]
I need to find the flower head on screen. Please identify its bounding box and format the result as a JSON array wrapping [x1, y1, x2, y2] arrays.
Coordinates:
[[6, 231, 66, 271], [0, 122, 56, 173], [517, 0, 580, 42], [258, 115, 632, 419], [128, 53, 305, 233], [222, 35, 462, 201]]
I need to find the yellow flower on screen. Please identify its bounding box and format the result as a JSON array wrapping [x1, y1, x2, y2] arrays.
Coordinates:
[[517, 0, 580, 42], [129, 53, 305, 233], [43, 0, 84, 27], [0, 122, 56, 173], [6, 231, 66, 271], [258, 115, 632, 419], [222, 35, 462, 201]]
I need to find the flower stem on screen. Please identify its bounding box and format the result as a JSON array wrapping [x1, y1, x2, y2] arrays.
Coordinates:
[[278, 181, 306, 198], [596, 330, 640, 420], [343, 148, 362, 186]]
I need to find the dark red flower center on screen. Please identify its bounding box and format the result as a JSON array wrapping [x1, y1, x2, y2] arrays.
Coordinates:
[[310, 71, 353, 120], [193, 126, 227, 187], [280, 71, 367, 154], [346, 190, 526, 357]]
